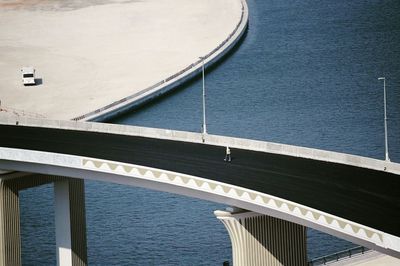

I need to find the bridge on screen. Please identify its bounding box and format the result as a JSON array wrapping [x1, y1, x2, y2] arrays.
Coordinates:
[[0, 116, 399, 265]]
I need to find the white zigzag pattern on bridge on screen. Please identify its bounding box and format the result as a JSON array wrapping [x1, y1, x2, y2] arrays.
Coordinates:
[[82, 158, 384, 246]]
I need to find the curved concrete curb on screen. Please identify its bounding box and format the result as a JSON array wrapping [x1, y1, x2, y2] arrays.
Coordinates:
[[72, 0, 249, 122]]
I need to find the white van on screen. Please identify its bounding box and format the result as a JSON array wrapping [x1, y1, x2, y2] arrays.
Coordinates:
[[21, 67, 36, 85]]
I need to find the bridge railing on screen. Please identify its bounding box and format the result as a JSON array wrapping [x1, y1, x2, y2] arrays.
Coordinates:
[[308, 246, 370, 265]]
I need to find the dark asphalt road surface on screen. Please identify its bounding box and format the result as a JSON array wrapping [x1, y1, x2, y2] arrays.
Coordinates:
[[0, 125, 399, 236]]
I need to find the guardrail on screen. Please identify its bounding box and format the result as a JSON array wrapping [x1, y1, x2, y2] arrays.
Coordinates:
[[308, 246, 370, 265], [71, 0, 247, 121]]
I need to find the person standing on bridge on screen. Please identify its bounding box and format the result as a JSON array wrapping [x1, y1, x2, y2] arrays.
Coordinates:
[[224, 146, 231, 162]]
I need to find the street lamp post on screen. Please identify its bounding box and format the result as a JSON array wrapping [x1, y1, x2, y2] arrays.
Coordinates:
[[200, 57, 207, 134], [378, 77, 390, 162]]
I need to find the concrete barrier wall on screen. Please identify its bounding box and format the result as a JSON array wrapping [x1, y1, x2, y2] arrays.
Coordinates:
[[71, 0, 249, 122], [1, 114, 399, 176]]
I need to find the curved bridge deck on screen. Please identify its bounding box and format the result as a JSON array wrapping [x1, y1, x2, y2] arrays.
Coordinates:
[[0, 123, 399, 237], [0, 117, 399, 258]]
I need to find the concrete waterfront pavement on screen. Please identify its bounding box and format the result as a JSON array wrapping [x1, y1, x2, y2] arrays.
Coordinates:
[[0, 0, 243, 120], [346, 255, 400, 266], [328, 251, 400, 266]]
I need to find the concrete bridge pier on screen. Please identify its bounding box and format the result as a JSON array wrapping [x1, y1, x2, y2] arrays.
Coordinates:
[[215, 207, 307, 266], [54, 178, 87, 266], [0, 172, 87, 266]]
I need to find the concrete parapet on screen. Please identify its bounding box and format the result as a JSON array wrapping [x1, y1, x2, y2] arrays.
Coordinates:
[[1, 115, 399, 176]]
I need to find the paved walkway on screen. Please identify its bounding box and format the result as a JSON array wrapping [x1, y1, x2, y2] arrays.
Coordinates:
[[327, 251, 400, 266], [0, 0, 242, 119]]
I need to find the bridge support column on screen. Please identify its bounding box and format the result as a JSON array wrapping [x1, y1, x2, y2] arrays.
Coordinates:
[[54, 178, 87, 266], [215, 208, 307, 266], [0, 172, 63, 266], [0, 172, 87, 266], [0, 174, 22, 266]]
